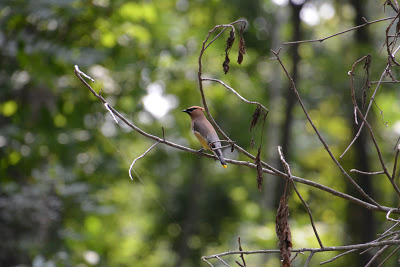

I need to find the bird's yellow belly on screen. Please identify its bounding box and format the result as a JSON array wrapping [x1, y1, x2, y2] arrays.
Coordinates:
[[194, 131, 210, 150]]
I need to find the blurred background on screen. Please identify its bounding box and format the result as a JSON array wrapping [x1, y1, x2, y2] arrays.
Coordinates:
[[1, 0, 400, 266]]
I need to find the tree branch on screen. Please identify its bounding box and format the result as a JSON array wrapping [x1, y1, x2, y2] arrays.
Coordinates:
[[270, 50, 383, 209], [283, 16, 396, 45]]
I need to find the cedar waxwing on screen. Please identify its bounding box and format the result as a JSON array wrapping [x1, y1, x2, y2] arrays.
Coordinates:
[[183, 106, 227, 168]]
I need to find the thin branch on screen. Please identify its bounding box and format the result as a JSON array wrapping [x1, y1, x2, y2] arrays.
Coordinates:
[[320, 249, 358, 265], [284, 16, 396, 45], [370, 80, 400, 83], [377, 245, 400, 267], [340, 63, 390, 158], [347, 55, 400, 197], [278, 146, 324, 248], [392, 146, 400, 179], [341, 25, 400, 158], [385, 12, 400, 67], [365, 234, 400, 267], [270, 50, 383, 209], [349, 169, 385, 175], [216, 256, 231, 267], [129, 141, 160, 180], [304, 251, 315, 267], [387, 209, 400, 222], [202, 78, 269, 113], [201, 240, 400, 263]]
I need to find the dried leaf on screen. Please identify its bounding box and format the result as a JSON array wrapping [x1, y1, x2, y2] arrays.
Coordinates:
[[223, 54, 230, 74], [255, 148, 263, 191], [276, 195, 292, 267], [225, 29, 235, 53], [231, 142, 235, 153], [250, 137, 255, 149], [249, 106, 261, 132], [237, 25, 246, 64]]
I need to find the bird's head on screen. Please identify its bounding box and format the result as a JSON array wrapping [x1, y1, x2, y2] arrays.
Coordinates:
[[182, 106, 205, 118]]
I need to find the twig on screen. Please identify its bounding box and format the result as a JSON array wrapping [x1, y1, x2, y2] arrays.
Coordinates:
[[105, 103, 118, 124], [387, 209, 400, 222], [341, 63, 390, 159], [202, 78, 269, 113], [201, 257, 214, 267], [278, 146, 324, 248], [304, 251, 315, 267], [349, 169, 385, 175], [385, 12, 400, 67], [75, 65, 95, 82], [270, 50, 382, 209], [347, 55, 400, 197], [370, 80, 400, 83], [216, 255, 231, 267], [283, 16, 396, 45], [129, 141, 160, 180], [377, 245, 400, 267], [320, 249, 358, 265], [237, 237, 246, 267], [201, 239, 400, 264], [365, 234, 400, 267], [392, 145, 400, 179]]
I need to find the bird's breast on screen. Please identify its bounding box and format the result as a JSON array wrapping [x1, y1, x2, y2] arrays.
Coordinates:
[[193, 131, 211, 150]]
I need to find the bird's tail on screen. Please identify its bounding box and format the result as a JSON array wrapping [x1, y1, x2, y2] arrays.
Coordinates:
[[215, 148, 227, 168]]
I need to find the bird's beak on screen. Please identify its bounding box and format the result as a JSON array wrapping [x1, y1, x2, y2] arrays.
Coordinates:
[[182, 109, 189, 113]]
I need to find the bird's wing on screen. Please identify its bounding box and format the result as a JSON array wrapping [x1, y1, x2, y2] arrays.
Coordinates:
[[193, 119, 220, 149]]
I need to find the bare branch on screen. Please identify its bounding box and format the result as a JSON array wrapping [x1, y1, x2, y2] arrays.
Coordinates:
[[216, 255, 230, 267], [129, 141, 160, 180], [202, 78, 269, 113], [320, 249, 358, 265], [270, 50, 382, 209], [347, 55, 400, 196], [202, 239, 400, 264], [349, 169, 385, 175], [284, 16, 396, 45], [278, 146, 323, 248], [377, 245, 400, 267], [304, 251, 315, 267], [365, 234, 400, 267], [386, 209, 400, 222]]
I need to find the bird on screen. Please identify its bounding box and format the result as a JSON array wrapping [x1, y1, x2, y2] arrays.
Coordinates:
[[183, 106, 227, 168]]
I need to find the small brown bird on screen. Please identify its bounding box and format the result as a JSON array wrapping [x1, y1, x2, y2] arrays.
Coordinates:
[[183, 106, 227, 168]]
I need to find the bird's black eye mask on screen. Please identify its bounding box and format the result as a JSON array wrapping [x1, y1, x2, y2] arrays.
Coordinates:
[[183, 107, 196, 113]]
